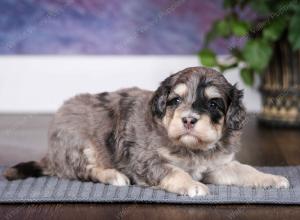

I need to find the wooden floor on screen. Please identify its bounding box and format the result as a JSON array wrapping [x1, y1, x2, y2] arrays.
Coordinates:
[[0, 114, 300, 220]]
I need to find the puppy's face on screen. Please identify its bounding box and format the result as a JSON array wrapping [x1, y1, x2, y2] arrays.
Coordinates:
[[151, 67, 246, 151]]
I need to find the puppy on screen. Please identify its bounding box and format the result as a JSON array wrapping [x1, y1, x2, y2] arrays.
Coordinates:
[[4, 67, 289, 197]]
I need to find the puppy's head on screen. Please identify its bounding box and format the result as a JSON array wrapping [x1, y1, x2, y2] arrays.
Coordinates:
[[151, 67, 246, 151]]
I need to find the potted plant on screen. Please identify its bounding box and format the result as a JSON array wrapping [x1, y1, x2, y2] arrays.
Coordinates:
[[199, 0, 300, 127]]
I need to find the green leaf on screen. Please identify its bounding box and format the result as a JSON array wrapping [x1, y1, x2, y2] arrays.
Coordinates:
[[240, 68, 254, 86], [288, 11, 300, 50], [242, 39, 272, 72], [203, 30, 217, 47], [204, 19, 231, 46], [219, 62, 238, 72], [263, 18, 286, 42], [198, 49, 217, 67], [231, 19, 250, 36], [214, 20, 231, 37]]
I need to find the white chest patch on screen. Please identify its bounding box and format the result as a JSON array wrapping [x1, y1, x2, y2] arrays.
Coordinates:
[[158, 148, 234, 181]]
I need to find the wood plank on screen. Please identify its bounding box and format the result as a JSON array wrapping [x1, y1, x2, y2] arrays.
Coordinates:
[[0, 204, 300, 220]]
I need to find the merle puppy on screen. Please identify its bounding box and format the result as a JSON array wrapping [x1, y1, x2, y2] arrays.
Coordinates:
[[4, 67, 289, 197]]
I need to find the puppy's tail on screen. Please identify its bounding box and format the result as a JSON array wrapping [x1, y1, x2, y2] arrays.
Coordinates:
[[3, 160, 46, 180]]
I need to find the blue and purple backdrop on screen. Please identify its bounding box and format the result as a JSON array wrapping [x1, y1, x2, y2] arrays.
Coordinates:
[[0, 0, 253, 55]]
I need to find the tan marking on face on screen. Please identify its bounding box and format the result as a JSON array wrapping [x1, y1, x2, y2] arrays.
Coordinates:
[[193, 114, 223, 144], [167, 109, 224, 150], [205, 86, 221, 99], [162, 109, 173, 127], [168, 108, 205, 149], [167, 108, 186, 139], [162, 83, 224, 150], [173, 83, 188, 97]]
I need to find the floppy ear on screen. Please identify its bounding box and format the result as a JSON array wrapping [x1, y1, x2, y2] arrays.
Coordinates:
[[150, 74, 176, 118], [226, 85, 246, 130]]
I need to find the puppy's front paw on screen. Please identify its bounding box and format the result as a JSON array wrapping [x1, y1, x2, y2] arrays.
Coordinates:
[[249, 174, 290, 189], [96, 169, 130, 186], [269, 175, 289, 189], [159, 167, 209, 197], [181, 181, 209, 197], [165, 180, 209, 197], [110, 172, 130, 186]]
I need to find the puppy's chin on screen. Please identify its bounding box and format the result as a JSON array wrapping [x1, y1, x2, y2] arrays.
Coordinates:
[[176, 134, 216, 151], [166, 125, 218, 151], [179, 135, 199, 148]]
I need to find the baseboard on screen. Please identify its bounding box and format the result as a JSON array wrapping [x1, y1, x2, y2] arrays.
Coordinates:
[[0, 55, 261, 113]]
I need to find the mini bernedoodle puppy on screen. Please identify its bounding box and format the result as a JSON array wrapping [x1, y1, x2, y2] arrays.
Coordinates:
[[4, 67, 289, 197]]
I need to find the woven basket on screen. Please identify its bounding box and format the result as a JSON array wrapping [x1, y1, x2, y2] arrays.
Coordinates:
[[258, 38, 300, 128]]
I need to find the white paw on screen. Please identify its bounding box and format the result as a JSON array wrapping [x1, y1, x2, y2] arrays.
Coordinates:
[[251, 174, 290, 189], [110, 172, 130, 186], [179, 181, 209, 197], [272, 175, 290, 189]]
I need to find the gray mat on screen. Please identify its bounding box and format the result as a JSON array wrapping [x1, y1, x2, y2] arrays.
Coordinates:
[[0, 166, 300, 204]]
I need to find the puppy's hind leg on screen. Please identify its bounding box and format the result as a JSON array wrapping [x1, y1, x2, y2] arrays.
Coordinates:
[[83, 147, 130, 186]]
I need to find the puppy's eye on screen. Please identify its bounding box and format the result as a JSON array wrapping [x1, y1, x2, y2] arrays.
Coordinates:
[[208, 98, 225, 112], [208, 99, 219, 110], [167, 97, 182, 106]]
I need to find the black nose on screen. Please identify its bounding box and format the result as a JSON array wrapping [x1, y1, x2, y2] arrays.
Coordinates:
[[182, 117, 198, 129]]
